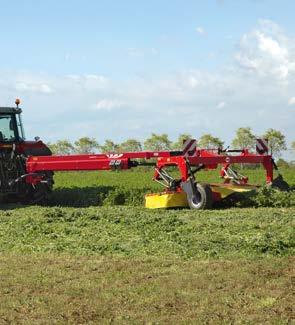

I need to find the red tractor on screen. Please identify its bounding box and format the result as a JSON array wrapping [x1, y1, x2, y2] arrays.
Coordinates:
[[0, 100, 53, 203]]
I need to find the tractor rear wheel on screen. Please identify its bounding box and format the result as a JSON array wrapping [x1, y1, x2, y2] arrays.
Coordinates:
[[20, 184, 51, 205], [187, 183, 213, 210]]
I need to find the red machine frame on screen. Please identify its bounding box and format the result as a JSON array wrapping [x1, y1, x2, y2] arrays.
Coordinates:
[[26, 142, 275, 194]]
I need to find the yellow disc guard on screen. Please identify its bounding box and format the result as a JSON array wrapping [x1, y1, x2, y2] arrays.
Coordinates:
[[145, 183, 258, 209], [209, 183, 258, 199], [145, 191, 189, 209]]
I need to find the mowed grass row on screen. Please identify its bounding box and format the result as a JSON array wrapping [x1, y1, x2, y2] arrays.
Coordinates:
[[0, 206, 293, 258]]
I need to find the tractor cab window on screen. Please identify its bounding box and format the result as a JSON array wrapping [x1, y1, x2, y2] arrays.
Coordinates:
[[0, 114, 18, 142]]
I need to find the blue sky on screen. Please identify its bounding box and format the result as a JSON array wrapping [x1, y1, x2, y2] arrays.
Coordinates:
[[0, 0, 295, 156], [1, 0, 294, 76]]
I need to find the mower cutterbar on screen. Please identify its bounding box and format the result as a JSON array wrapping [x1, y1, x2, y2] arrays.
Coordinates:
[[25, 139, 277, 210], [145, 183, 259, 209]]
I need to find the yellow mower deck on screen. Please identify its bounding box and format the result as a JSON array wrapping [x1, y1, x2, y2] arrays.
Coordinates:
[[145, 191, 189, 209], [145, 183, 258, 209], [210, 183, 258, 199]]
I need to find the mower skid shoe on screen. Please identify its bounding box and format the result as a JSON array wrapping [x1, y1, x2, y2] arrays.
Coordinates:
[[181, 178, 196, 200]]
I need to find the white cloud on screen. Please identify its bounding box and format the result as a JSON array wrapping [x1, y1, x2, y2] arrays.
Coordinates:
[[196, 26, 205, 35], [65, 74, 108, 90], [216, 101, 226, 109], [64, 53, 71, 61], [225, 35, 233, 40], [39, 84, 52, 94], [85, 74, 107, 81], [66, 74, 81, 81], [94, 99, 123, 111], [127, 47, 158, 57], [235, 19, 295, 80], [127, 48, 144, 57], [151, 48, 158, 55], [15, 82, 53, 94], [187, 76, 200, 88], [288, 97, 295, 105], [256, 32, 288, 61]]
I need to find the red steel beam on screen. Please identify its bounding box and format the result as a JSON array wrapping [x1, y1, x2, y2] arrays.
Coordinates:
[[26, 151, 175, 173], [26, 149, 274, 183]]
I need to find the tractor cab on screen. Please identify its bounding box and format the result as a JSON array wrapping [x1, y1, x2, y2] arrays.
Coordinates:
[[0, 99, 51, 156], [0, 99, 25, 143]]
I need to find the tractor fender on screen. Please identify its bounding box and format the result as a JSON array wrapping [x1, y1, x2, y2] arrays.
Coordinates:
[[23, 146, 52, 157]]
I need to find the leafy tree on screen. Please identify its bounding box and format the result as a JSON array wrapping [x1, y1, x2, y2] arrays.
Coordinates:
[[172, 134, 192, 150], [263, 128, 287, 157], [119, 139, 142, 152], [74, 137, 99, 154], [232, 127, 255, 150], [144, 133, 172, 151], [100, 139, 120, 153], [198, 134, 224, 149], [47, 140, 74, 155]]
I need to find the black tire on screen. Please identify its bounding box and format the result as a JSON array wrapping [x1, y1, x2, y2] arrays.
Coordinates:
[[187, 183, 213, 210], [270, 175, 290, 192], [21, 183, 52, 205]]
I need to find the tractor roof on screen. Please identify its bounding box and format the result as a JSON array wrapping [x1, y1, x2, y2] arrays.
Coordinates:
[[0, 107, 22, 114]]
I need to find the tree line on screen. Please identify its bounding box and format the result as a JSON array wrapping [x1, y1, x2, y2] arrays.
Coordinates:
[[48, 127, 295, 159]]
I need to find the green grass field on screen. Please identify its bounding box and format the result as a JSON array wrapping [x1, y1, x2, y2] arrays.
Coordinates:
[[0, 168, 294, 323]]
